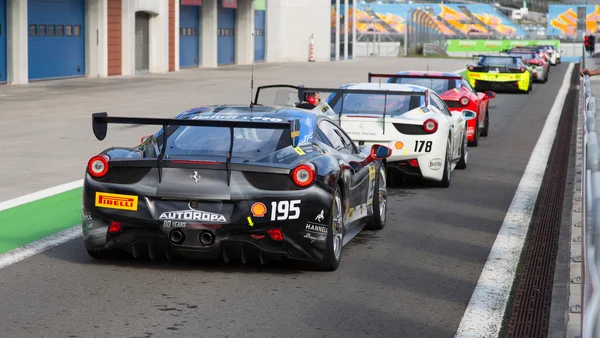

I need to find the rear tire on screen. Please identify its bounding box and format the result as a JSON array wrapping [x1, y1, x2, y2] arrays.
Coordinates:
[[456, 132, 468, 170], [480, 108, 489, 137], [435, 138, 452, 188], [316, 184, 344, 271], [365, 165, 387, 230]]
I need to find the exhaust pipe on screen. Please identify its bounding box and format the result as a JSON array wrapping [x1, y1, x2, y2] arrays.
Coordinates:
[[170, 230, 185, 244], [199, 231, 215, 246]]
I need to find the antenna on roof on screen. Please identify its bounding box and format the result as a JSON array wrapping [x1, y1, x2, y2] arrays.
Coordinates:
[[249, 32, 255, 110]]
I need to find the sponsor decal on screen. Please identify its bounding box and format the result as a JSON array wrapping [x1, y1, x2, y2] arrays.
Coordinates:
[[304, 232, 326, 243], [294, 146, 306, 156], [95, 192, 138, 211], [306, 222, 328, 234], [82, 212, 92, 222], [277, 148, 296, 159], [163, 220, 187, 228], [247, 216, 254, 227], [421, 106, 430, 113], [429, 158, 443, 170], [159, 210, 227, 222], [369, 165, 376, 180], [315, 210, 325, 222], [467, 127, 475, 137], [191, 115, 284, 122], [251, 202, 267, 217]]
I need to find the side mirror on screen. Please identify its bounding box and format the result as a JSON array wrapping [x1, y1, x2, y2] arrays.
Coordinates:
[[370, 144, 393, 160], [485, 91, 496, 99], [141, 135, 150, 143], [462, 110, 477, 121]]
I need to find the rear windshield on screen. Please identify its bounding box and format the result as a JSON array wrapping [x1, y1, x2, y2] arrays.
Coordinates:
[[155, 125, 292, 159], [328, 93, 424, 116], [508, 53, 535, 61], [388, 77, 460, 94], [479, 56, 519, 66]]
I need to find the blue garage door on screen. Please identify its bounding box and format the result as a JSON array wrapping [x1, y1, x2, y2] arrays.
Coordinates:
[[0, 0, 6, 83], [254, 10, 265, 62], [28, 0, 85, 80], [180, 4, 200, 68], [217, 2, 235, 65]]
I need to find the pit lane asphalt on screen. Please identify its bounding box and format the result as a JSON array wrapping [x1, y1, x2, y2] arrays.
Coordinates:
[[0, 59, 570, 338]]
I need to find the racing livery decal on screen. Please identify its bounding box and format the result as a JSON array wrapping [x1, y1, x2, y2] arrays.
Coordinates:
[[250, 202, 267, 217], [95, 192, 138, 211], [159, 210, 227, 222]]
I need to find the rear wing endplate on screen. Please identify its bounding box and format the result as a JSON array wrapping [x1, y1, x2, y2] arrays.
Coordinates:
[[91, 112, 302, 185]]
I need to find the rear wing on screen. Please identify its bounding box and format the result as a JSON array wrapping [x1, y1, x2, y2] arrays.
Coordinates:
[[367, 73, 462, 82], [91, 112, 302, 184], [254, 85, 428, 135]]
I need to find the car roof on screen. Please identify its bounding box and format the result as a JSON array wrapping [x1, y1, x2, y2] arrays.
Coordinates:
[[394, 70, 461, 78], [338, 82, 429, 93]]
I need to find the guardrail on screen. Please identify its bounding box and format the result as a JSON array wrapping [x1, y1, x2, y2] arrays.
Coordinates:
[[579, 46, 600, 338]]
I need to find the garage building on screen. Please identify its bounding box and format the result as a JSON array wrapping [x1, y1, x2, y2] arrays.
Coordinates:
[[2, 0, 355, 85]]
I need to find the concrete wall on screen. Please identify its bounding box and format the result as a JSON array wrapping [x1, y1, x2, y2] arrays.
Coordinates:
[[265, 0, 331, 62]]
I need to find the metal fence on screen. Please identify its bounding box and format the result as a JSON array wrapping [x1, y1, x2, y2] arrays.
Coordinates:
[[581, 46, 600, 338]]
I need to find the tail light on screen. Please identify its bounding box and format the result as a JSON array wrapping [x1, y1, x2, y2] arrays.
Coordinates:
[[291, 163, 316, 187], [267, 229, 284, 241], [459, 97, 469, 106], [423, 118, 438, 133], [87, 154, 109, 178], [519, 66, 526, 72], [108, 221, 122, 234], [468, 65, 475, 71], [538, 61, 543, 66], [408, 159, 419, 167]]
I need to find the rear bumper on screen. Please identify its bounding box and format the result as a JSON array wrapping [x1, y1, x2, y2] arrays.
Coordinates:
[[471, 79, 527, 92]]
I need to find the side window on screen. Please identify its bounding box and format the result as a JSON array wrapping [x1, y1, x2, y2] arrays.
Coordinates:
[[430, 94, 451, 116], [462, 79, 476, 94], [333, 126, 359, 154], [429, 96, 442, 111], [318, 121, 347, 152]]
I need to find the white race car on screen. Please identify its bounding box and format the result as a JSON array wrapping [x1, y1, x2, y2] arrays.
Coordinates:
[[251, 83, 476, 187]]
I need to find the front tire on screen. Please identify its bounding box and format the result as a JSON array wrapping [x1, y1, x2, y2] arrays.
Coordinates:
[[316, 184, 344, 271], [366, 165, 387, 230]]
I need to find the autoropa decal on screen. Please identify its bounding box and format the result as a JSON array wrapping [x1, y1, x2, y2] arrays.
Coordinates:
[[159, 210, 227, 223]]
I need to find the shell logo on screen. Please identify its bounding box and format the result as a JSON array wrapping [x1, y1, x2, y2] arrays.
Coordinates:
[[251, 202, 267, 217]]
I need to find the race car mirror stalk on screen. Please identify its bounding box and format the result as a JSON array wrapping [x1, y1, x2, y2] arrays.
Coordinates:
[[349, 144, 392, 173], [485, 91, 496, 99]]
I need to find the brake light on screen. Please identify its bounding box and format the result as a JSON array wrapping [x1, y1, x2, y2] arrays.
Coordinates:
[[291, 163, 316, 187], [423, 118, 438, 133], [468, 65, 475, 71], [108, 221, 122, 233], [519, 67, 526, 72], [87, 154, 109, 178], [267, 229, 284, 241], [408, 159, 419, 167], [459, 97, 469, 106]]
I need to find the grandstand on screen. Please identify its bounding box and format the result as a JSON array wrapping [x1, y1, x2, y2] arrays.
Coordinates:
[[355, 3, 528, 38], [358, 0, 581, 14], [547, 4, 600, 38]]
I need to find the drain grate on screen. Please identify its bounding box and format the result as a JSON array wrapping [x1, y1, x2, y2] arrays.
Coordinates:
[[504, 64, 580, 338]]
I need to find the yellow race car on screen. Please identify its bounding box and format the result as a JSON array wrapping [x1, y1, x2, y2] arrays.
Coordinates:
[[465, 54, 533, 94]]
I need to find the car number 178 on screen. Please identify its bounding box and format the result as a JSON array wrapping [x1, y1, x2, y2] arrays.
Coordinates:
[[414, 140, 432, 153]]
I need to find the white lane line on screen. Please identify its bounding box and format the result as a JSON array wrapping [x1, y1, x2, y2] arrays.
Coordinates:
[[0, 226, 82, 270], [454, 62, 575, 337], [0, 180, 83, 212]]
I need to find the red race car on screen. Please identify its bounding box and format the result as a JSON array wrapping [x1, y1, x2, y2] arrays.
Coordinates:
[[367, 71, 496, 146]]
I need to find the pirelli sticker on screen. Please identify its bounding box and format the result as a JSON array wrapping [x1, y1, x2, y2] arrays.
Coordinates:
[[95, 192, 138, 211]]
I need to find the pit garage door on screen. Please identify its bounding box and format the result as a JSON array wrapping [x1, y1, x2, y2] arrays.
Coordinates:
[[28, 0, 85, 80], [217, 1, 235, 65], [180, 3, 200, 68], [0, 0, 6, 83], [254, 9, 265, 62]]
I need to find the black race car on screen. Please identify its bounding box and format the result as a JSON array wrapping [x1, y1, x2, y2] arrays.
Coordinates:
[[83, 105, 392, 271]]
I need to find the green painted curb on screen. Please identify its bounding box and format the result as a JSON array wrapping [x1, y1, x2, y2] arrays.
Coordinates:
[[0, 188, 82, 254]]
